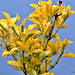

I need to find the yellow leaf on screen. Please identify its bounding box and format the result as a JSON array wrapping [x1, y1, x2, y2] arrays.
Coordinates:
[[63, 39, 73, 49], [0, 42, 2, 45], [44, 50, 52, 57], [62, 52, 75, 58], [13, 67, 21, 71], [2, 51, 10, 57], [33, 61, 43, 69], [41, 72, 54, 75], [7, 61, 19, 67], [48, 0, 52, 5], [38, 1, 46, 7], [30, 4, 40, 9], [32, 69, 37, 75], [32, 49, 43, 53], [47, 58, 53, 63], [44, 22, 50, 35], [42, 73, 51, 75], [20, 18, 27, 27], [48, 41, 58, 53], [0, 26, 3, 30], [2, 47, 19, 57], [2, 12, 11, 23], [11, 14, 20, 24], [27, 25, 36, 31], [12, 25, 20, 37], [51, 73, 54, 75], [0, 21, 9, 32], [66, 5, 75, 17], [61, 24, 67, 29], [16, 14, 20, 23]]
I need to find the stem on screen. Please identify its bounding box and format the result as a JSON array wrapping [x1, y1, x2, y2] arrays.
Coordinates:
[[51, 21, 64, 38], [48, 51, 64, 71], [1, 31, 7, 46], [12, 54, 17, 61], [23, 63, 27, 75], [45, 59, 47, 72], [43, 18, 56, 51], [22, 51, 24, 63], [21, 25, 27, 75]]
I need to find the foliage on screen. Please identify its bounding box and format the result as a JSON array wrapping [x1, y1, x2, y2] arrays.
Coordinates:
[[0, 0, 75, 75]]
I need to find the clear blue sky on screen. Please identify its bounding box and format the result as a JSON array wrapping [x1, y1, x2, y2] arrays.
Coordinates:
[[0, 0, 75, 75]]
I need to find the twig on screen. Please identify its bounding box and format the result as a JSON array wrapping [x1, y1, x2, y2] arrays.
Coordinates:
[[48, 51, 64, 71]]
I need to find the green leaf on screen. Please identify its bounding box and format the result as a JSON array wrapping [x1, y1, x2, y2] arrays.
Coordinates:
[[12, 27, 20, 38], [54, 9, 59, 13], [40, 54, 48, 61], [21, 26, 24, 32], [39, 41, 41, 44], [14, 50, 20, 53], [62, 43, 66, 51], [37, 24, 41, 28], [52, 52, 56, 56], [64, 12, 68, 21], [33, 16, 40, 21], [25, 34, 33, 42]]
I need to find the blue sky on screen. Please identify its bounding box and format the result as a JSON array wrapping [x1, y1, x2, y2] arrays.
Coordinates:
[[0, 0, 75, 75]]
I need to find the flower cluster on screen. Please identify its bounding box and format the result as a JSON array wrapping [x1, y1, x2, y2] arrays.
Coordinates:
[[0, 0, 75, 75]]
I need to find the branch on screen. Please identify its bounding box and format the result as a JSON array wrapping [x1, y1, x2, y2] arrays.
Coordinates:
[[48, 51, 64, 71]]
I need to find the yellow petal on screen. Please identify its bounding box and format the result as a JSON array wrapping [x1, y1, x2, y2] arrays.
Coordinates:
[[62, 52, 75, 58], [7, 61, 19, 67]]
